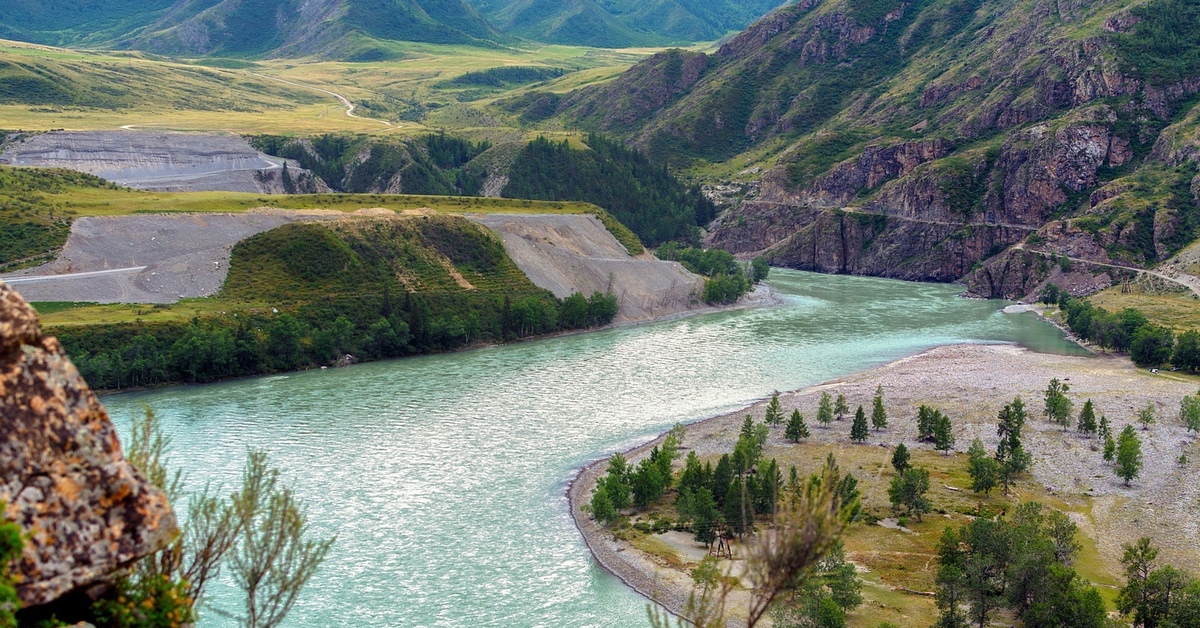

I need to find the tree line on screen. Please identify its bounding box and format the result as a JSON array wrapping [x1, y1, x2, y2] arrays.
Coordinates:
[[59, 288, 618, 390], [1044, 286, 1200, 370]]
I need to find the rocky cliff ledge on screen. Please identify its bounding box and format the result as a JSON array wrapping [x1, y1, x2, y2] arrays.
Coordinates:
[[0, 281, 176, 608]]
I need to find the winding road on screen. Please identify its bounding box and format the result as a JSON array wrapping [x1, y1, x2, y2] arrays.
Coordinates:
[[248, 72, 393, 127]]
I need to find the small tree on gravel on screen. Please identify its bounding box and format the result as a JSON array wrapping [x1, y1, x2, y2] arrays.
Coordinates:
[[765, 394, 784, 428], [1044, 378, 1073, 430], [891, 443, 911, 475], [834, 394, 849, 421], [851, 406, 869, 443], [1103, 433, 1116, 463], [1182, 392, 1200, 433], [817, 392, 834, 427], [1116, 425, 1143, 487], [1098, 415, 1112, 441], [785, 409, 810, 442], [917, 405, 939, 442], [871, 385, 888, 430], [1077, 399, 1098, 436], [1137, 403, 1157, 431]]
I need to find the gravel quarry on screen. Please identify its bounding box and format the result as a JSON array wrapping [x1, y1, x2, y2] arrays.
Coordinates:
[[1, 210, 348, 303], [469, 214, 706, 323], [0, 130, 325, 193], [3, 211, 710, 323]]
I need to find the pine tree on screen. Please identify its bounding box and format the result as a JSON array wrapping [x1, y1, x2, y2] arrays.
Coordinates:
[[887, 467, 931, 521], [851, 406, 869, 443], [1181, 393, 1200, 433], [1137, 403, 1156, 430], [996, 397, 1031, 493], [1098, 415, 1112, 440], [933, 413, 955, 454], [1044, 378, 1073, 430], [765, 393, 784, 427], [1077, 399, 1097, 436], [967, 438, 999, 495], [834, 394, 850, 420], [817, 391, 834, 426], [891, 443, 911, 474], [918, 405, 937, 442], [871, 384, 888, 430], [1103, 433, 1116, 462], [785, 409, 810, 442], [1116, 425, 1143, 486]]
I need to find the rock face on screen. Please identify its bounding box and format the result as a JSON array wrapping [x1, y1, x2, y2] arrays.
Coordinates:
[[0, 131, 329, 194], [469, 214, 706, 323], [541, 0, 1200, 300], [0, 281, 176, 607]]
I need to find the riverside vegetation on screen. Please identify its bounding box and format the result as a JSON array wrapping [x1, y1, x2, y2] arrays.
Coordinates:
[[50, 216, 619, 389], [587, 376, 1200, 627]]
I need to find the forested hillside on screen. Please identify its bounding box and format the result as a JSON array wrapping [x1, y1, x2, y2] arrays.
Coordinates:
[[54, 216, 618, 389], [517, 0, 1200, 299], [503, 134, 717, 245]]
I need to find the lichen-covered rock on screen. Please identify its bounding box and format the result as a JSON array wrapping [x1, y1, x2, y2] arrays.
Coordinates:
[[0, 281, 176, 607]]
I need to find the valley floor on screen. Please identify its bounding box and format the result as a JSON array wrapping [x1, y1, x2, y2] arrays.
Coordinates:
[[570, 343, 1200, 626]]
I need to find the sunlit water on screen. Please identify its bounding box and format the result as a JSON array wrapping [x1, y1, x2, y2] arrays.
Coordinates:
[[102, 270, 1085, 627]]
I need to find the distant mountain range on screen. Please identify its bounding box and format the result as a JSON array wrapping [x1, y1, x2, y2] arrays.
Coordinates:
[[468, 0, 789, 47], [0, 0, 790, 56]]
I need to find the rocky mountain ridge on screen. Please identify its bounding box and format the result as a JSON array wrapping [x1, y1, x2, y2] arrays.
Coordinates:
[[522, 0, 1200, 299]]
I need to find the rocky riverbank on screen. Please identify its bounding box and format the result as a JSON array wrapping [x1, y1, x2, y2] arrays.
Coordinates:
[[569, 343, 1200, 623]]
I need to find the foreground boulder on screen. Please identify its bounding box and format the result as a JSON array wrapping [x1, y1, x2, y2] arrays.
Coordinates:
[[0, 281, 176, 607]]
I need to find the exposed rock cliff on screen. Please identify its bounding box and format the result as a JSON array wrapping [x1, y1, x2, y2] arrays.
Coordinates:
[[532, 0, 1200, 299], [0, 281, 176, 607]]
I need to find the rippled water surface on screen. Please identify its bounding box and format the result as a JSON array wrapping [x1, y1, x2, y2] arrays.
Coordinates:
[[103, 270, 1084, 626]]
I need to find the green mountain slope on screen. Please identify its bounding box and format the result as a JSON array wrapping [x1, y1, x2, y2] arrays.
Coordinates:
[[0, 0, 506, 58], [523, 0, 1200, 298], [470, 0, 787, 47]]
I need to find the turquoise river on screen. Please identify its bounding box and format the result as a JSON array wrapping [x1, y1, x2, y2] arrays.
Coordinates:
[[102, 269, 1085, 627]]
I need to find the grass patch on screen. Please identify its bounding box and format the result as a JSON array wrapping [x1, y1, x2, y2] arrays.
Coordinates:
[[1089, 286, 1200, 333]]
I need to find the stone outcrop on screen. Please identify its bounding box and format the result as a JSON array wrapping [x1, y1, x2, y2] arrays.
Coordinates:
[[0, 282, 176, 607]]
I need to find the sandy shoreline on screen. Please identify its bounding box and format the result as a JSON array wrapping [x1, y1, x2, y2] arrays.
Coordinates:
[[568, 342, 1200, 623]]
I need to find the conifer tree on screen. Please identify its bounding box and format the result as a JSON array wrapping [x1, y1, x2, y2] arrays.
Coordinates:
[[967, 439, 999, 495], [1103, 433, 1116, 462], [933, 412, 955, 454], [917, 405, 937, 442], [1077, 399, 1097, 436], [765, 393, 784, 427], [817, 391, 834, 426], [785, 409, 810, 442], [1116, 425, 1143, 486], [1181, 392, 1200, 433], [996, 397, 1031, 493], [834, 394, 850, 420], [891, 443, 911, 475], [871, 384, 888, 430], [1044, 378, 1073, 430], [851, 406, 869, 443], [1098, 415, 1112, 440], [1137, 403, 1156, 430]]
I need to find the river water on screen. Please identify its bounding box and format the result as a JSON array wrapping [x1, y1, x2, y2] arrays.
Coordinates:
[[102, 270, 1084, 627]]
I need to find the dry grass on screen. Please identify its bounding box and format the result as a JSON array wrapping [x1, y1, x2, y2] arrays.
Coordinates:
[[1089, 286, 1200, 333]]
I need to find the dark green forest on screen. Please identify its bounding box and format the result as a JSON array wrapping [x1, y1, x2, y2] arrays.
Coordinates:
[[503, 134, 718, 245], [248, 133, 492, 195]]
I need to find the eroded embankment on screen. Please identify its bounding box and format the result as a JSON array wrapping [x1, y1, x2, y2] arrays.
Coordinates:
[[3, 210, 712, 325], [0, 209, 352, 303], [0, 130, 326, 193], [469, 214, 705, 323], [570, 344, 1200, 622]]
